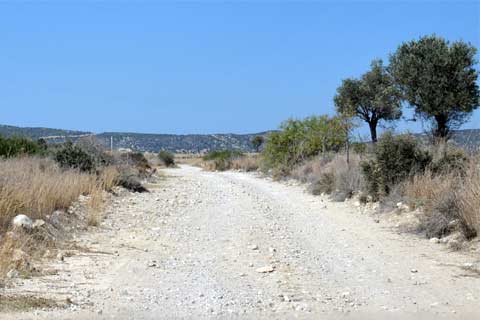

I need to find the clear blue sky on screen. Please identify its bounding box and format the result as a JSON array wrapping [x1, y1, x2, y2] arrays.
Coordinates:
[[0, 1, 478, 136]]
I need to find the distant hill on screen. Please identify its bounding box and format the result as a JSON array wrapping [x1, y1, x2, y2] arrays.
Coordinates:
[[1, 124, 478, 153], [0, 124, 269, 153], [416, 129, 480, 152], [0, 124, 91, 140], [95, 132, 270, 153]]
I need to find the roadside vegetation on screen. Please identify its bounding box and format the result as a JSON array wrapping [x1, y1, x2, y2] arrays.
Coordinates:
[[158, 150, 176, 167], [199, 35, 480, 247], [0, 135, 156, 280], [201, 150, 244, 171]]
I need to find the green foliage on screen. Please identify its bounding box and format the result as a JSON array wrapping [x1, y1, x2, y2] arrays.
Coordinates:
[[351, 142, 367, 155], [361, 132, 432, 198], [389, 35, 480, 138], [119, 152, 151, 177], [262, 115, 346, 174], [158, 150, 175, 167], [75, 136, 113, 167], [251, 135, 264, 152], [334, 59, 402, 142], [54, 142, 95, 172], [430, 146, 468, 175], [203, 150, 243, 171], [37, 138, 48, 151], [117, 168, 149, 193], [0, 136, 42, 158]]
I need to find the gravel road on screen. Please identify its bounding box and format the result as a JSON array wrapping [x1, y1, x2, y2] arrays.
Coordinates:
[[5, 165, 480, 319]]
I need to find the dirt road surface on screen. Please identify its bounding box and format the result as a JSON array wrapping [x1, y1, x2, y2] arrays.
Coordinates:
[[4, 165, 479, 319]]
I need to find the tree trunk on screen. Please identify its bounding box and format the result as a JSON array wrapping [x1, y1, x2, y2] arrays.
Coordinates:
[[368, 120, 378, 143], [434, 114, 449, 140], [346, 137, 350, 168]]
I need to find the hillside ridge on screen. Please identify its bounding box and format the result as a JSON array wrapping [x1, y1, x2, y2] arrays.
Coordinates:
[[1, 124, 479, 152]]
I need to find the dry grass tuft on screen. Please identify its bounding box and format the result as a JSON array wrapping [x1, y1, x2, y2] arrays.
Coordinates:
[[404, 160, 480, 239], [230, 155, 261, 172], [86, 166, 120, 226], [0, 158, 121, 279], [0, 294, 60, 312], [0, 157, 100, 231], [291, 153, 364, 201], [455, 161, 480, 236]]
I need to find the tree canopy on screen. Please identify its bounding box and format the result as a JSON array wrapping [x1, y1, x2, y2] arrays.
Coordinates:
[[262, 115, 346, 173], [251, 135, 264, 152], [334, 60, 402, 142], [389, 35, 479, 139]]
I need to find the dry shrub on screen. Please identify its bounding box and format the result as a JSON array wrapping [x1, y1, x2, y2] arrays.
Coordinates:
[[404, 171, 451, 209], [97, 166, 120, 192], [455, 161, 480, 236], [405, 160, 479, 239], [0, 158, 120, 232], [175, 153, 203, 166], [86, 166, 119, 226], [230, 155, 261, 172], [291, 155, 332, 183], [0, 157, 99, 231], [0, 231, 44, 278], [405, 171, 458, 237], [292, 153, 364, 201], [0, 158, 121, 279]]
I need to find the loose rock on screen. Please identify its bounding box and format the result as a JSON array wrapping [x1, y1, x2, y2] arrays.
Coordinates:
[[256, 265, 275, 273], [12, 214, 33, 231]]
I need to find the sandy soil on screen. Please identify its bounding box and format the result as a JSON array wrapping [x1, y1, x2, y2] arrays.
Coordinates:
[[3, 165, 479, 319]]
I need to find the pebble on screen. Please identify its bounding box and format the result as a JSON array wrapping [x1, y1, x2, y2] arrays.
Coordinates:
[[256, 265, 275, 273]]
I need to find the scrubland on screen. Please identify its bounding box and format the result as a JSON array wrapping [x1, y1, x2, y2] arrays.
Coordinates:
[[199, 123, 479, 248], [0, 136, 155, 281]]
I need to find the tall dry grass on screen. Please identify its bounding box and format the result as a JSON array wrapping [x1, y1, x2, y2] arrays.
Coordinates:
[[0, 157, 119, 231], [291, 153, 364, 200], [0, 157, 122, 279], [404, 160, 480, 238], [230, 155, 261, 172], [455, 161, 480, 236], [86, 166, 120, 226]]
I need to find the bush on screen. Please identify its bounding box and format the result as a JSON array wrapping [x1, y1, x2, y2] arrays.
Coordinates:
[[230, 155, 261, 172], [262, 116, 346, 175], [119, 152, 151, 177], [308, 171, 335, 195], [456, 161, 480, 237], [405, 162, 479, 240], [0, 136, 42, 158], [292, 154, 364, 201], [429, 145, 468, 175], [351, 142, 367, 156], [158, 150, 175, 167], [54, 142, 95, 172], [202, 150, 243, 171], [117, 168, 149, 193], [75, 136, 114, 167], [361, 132, 431, 199]]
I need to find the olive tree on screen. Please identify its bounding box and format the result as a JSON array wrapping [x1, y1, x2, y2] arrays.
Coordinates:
[[334, 60, 402, 143], [251, 135, 264, 152], [389, 35, 479, 139]]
